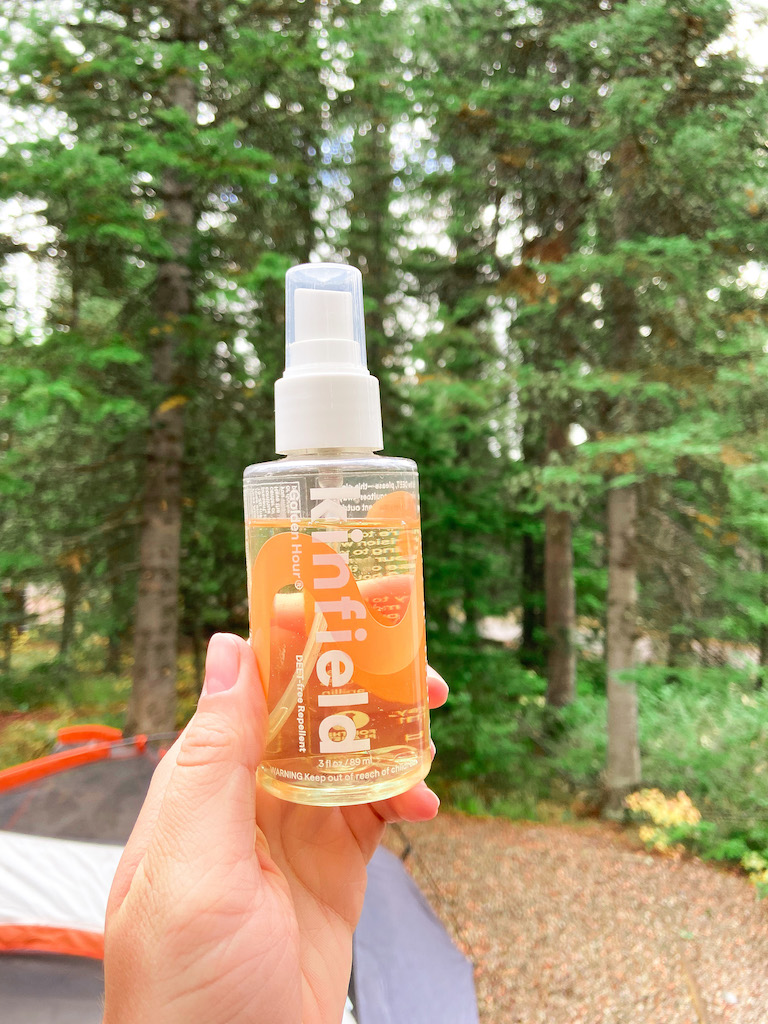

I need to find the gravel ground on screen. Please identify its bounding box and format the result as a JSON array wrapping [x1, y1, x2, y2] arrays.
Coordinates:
[[387, 813, 768, 1024]]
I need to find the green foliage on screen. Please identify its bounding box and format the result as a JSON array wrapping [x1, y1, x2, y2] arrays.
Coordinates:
[[0, 719, 62, 772], [1, 0, 768, 851], [434, 662, 768, 832], [0, 662, 71, 711], [0, 0, 330, 681], [548, 666, 768, 819], [0, 630, 129, 712], [0, 633, 128, 768]]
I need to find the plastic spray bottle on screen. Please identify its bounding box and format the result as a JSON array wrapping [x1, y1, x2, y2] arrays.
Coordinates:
[[243, 263, 431, 805]]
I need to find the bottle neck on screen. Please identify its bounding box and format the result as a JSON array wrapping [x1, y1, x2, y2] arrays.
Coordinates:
[[280, 448, 378, 461]]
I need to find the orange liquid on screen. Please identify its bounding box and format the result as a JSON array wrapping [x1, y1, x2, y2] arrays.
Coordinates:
[[246, 517, 430, 805]]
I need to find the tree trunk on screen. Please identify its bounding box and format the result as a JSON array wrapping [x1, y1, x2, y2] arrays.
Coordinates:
[[665, 630, 689, 685], [545, 505, 576, 706], [603, 135, 644, 814], [127, 2, 198, 734], [105, 631, 121, 676], [191, 617, 205, 694], [104, 562, 126, 675], [520, 531, 545, 668], [605, 485, 642, 811], [544, 418, 576, 705], [520, 419, 546, 669], [59, 564, 80, 660], [0, 586, 21, 675], [127, 344, 186, 734], [758, 552, 768, 690], [1, 624, 10, 675]]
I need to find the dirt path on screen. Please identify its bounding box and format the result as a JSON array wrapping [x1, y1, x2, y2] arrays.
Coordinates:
[[389, 813, 768, 1024]]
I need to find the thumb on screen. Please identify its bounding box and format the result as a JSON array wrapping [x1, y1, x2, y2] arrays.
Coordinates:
[[151, 633, 268, 867]]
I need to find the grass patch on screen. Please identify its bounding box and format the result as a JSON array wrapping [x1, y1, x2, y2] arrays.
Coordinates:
[[554, 667, 768, 824], [0, 630, 207, 769], [0, 713, 76, 770]]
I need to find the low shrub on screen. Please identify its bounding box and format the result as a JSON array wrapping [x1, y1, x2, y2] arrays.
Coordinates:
[[626, 787, 768, 896]]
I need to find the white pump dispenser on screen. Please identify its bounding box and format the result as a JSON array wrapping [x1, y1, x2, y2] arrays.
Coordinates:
[[274, 263, 383, 454]]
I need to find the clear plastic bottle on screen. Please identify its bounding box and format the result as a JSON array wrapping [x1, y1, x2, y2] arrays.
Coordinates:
[[244, 264, 431, 806]]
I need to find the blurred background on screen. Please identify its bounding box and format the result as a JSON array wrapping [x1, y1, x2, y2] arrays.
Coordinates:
[[2, 0, 768, 883]]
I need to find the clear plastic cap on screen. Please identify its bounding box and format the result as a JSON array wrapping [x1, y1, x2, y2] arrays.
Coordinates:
[[284, 263, 367, 374]]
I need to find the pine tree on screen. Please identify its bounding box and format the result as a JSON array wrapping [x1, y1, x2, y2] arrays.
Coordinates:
[[328, 0, 516, 703], [397, 4, 518, 693], [551, 0, 768, 806], [409, 0, 611, 704], [407, 0, 768, 801], [0, 0, 326, 728]]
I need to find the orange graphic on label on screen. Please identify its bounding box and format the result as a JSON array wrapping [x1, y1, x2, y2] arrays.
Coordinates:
[[250, 529, 425, 707]]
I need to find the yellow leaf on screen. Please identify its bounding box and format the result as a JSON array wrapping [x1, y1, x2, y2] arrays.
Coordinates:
[[611, 451, 636, 475], [720, 532, 740, 546], [498, 147, 532, 169], [720, 444, 752, 468], [156, 395, 188, 415], [695, 512, 720, 528]]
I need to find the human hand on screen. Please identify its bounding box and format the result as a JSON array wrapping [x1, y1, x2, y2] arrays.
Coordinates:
[[103, 633, 447, 1024]]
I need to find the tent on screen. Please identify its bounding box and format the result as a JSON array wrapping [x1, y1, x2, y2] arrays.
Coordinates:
[[0, 726, 478, 1024]]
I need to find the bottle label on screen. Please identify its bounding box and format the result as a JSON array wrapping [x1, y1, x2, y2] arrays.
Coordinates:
[[247, 486, 428, 789], [248, 480, 302, 521]]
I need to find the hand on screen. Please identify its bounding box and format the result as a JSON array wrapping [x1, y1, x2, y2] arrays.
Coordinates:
[[104, 633, 447, 1024]]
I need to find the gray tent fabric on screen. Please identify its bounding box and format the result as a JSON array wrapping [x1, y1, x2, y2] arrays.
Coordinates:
[[0, 754, 159, 842], [352, 847, 478, 1024], [0, 954, 104, 1024]]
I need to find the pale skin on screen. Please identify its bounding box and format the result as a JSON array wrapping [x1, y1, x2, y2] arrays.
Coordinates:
[[103, 632, 447, 1024]]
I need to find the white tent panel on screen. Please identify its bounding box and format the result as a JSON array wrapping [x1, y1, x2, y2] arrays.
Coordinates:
[[0, 831, 122, 934]]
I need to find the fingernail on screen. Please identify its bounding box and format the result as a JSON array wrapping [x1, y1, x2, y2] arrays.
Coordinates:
[[203, 634, 241, 695], [430, 740, 436, 759]]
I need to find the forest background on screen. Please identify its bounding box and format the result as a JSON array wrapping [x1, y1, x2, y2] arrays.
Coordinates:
[[2, 0, 768, 874]]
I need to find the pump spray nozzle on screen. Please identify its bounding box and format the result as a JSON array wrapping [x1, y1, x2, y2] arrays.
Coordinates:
[[275, 263, 383, 454]]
